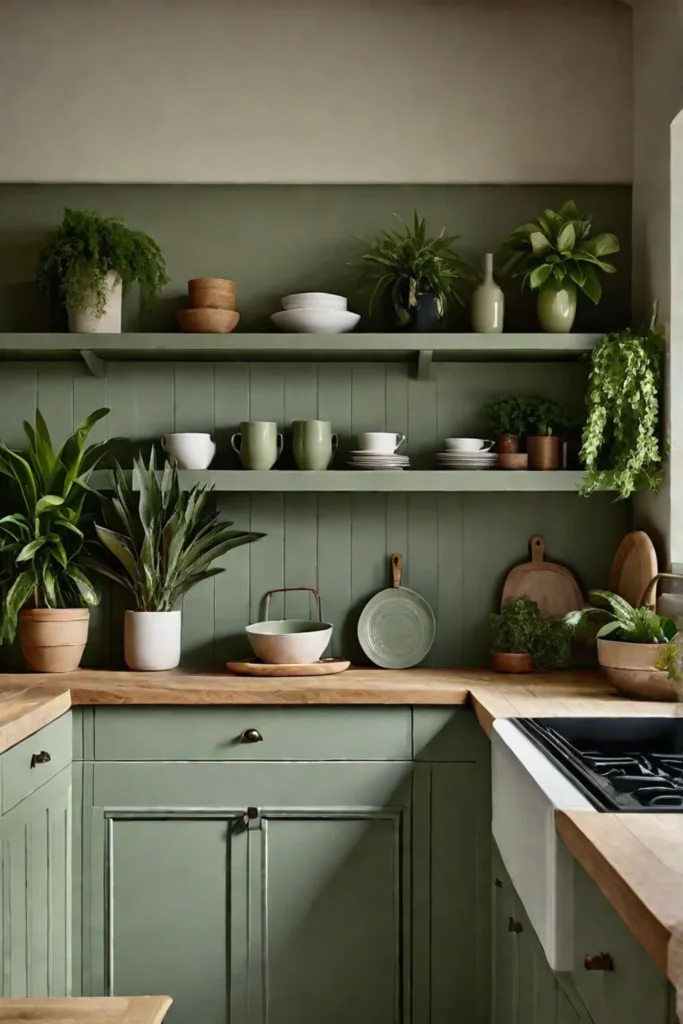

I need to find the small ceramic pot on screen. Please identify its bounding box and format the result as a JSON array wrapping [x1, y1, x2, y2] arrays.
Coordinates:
[[527, 436, 561, 470], [491, 651, 534, 674], [68, 271, 122, 334], [19, 608, 90, 672], [410, 293, 439, 332], [124, 610, 182, 671], [497, 434, 519, 454], [537, 279, 577, 333]]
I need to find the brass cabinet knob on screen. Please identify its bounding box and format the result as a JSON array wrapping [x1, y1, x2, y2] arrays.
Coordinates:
[[240, 728, 263, 744], [30, 750, 51, 769], [508, 917, 523, 934], [584, 953, 614, 971]]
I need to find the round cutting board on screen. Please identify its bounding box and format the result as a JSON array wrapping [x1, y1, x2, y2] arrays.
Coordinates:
[[501, 535, 584, 618], [226, 658, 350, 677], [609, 531, 658, 609]]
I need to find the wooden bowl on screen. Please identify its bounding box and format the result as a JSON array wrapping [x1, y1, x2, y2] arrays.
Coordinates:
[[497, 453, 528, 471], [188, 278, 236, 311], [177, 308, 240, 334], [491, 651, 534, 673]]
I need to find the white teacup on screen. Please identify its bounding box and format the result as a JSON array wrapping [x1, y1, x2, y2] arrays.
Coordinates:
[[161, 432, 216, 470], [357, 432, 406, 454], [444, 437, 494, 452]]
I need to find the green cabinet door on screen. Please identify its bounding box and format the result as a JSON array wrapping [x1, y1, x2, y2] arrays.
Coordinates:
[[0, 766, 72, 998]]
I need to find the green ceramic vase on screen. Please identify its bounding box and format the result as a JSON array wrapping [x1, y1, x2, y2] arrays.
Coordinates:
[[537, 279, 577, 333]]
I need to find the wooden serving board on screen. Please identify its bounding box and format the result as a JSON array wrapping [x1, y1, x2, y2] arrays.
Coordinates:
[[226, 658, 351, 677], [501, 535, 584, 618], [609, 531, 658, 609]]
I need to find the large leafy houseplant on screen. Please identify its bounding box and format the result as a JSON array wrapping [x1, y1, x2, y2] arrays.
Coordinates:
[[580, 328, 665, 500], [523, 396, 570, 437], [359, 211, 475, 326], [484, 396, 529, 439], [0, 408, 119, 650], [38, 208, 169, 317], [565, 590, 678, 645]]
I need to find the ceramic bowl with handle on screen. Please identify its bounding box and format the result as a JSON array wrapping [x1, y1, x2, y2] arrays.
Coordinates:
[[161, 432, 216, 470], [444, 438, 495, 452], [246, 587, 333, 664]]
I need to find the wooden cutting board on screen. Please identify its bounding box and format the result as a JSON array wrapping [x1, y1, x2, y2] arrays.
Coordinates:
[[226, 658, 350, 677], [501, 535, 584, 618], [609, 531, 658, 609]]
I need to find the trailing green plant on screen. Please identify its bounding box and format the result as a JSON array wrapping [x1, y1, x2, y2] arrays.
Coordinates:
[[358, 210, 476, 324], [498, 200, 619, 304], [91, 450, 264, 611], [523, 396, 570, 436], [484, 396, 529, 438], [580, 327, 665, 499], [38, 208, 169, 317], [565, 590, 678, 645], [0, 408, 121, 643], [490, 596, 571, 670]]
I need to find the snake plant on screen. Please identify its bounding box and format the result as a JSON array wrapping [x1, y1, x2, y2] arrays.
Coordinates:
[[0, 408, 120, 643], [91, 450, 264, 611]]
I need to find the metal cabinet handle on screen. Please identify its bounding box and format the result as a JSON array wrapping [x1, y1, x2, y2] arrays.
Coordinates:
[[508, 917, 523, 934], [30, 750, 51, 769], [240, 728, 263, 744], [584, 953, 614, 972], [494, 878, 503, 888]]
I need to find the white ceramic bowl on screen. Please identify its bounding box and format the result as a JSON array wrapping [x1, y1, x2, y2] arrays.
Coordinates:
[[281, 292, 347, 311], [444, 437, 494, 452], [271, 309, 360, 334], [245, 619, 333, 664]]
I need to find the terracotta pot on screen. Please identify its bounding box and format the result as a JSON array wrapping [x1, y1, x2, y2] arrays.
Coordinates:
[[497, 434, 519, 454], [19, 608, 90, 673], [527, 435, 561, 470], [497, 453, 528, 471], [188, 278, 236, 311], [177, 308, 240, 334], [597, 639, 680, 701], [491, 651, 534, 674]]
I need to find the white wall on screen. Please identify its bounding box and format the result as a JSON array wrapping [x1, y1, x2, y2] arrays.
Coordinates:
[[0, 0, 632, 184]]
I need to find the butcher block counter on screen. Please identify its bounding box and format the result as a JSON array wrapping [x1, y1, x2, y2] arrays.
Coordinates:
[[0, 996, 172, 1023]]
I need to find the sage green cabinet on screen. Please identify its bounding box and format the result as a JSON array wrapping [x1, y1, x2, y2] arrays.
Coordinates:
[[0, 765, 72, 997]]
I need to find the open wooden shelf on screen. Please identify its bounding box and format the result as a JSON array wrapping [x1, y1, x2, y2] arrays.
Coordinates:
[[0, 332, 601, 379]]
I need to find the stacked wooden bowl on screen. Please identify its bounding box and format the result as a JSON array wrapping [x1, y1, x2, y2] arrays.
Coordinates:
[[177, 278, 240, 333]]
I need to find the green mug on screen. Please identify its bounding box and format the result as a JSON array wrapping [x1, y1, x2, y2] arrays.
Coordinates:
[[231, 421, 283, 470], [292, 420, 338, 471]]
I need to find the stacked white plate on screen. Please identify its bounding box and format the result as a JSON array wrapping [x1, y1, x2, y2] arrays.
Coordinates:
[[348, 451, 410, 471], [436, 451, 497, 471], [272, 292, 360, 334]]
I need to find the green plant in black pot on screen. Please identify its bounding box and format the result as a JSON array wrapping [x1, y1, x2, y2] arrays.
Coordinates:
[[523, 396, 570, 470], [359, 210, 475, 330], [484, 395, 529, 454], [38, 208, 169, 332], [490, 596, 571, 673], [498, 200, 619, 333]]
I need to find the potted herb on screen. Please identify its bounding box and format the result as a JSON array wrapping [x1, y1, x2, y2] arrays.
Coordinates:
[[491, 596, 571, 673], [92, 450, 264, 670], [484, 395, 529, 454], [38, 208, 169, 334], [524, 396, 569, 471], [565, 591, 680, 701], [498, 201, 619, 333], [359, 211, 475, 330], [0, 408, 119, 672], [580, 327, 665, 500]]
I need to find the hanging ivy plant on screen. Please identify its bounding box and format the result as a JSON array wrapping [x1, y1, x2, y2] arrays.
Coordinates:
[[580, 327, 665, 500]]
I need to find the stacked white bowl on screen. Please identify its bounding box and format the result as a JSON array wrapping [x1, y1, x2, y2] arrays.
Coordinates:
[[271, 293, 360, 334]]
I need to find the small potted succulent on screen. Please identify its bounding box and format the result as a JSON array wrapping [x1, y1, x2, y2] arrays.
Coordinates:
[[359, 210, 476, 331], [498, 201, 619, 333], [92, 449, 264, 670], [484, 395, 529, 455], [38, 208, 169, 334], [491, 596, 571, 673], [565, 591, 680, 701], [524, 396, 570, 471]]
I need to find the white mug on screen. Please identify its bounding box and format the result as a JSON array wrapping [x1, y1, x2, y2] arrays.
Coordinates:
[[161, 432, 216, 470], [444, 437, 494, 452], [358, 432, 406, 454]]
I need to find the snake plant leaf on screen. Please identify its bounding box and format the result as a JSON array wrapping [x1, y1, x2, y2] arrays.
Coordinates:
[[0, 442, 38, 512], [95, 525, 140, 583], [16, 538, 46, 562], [589, 590, 639, 624], [65, 564, 100, 606], [1, 571, 36, 643], [35, 494, 65, 515]]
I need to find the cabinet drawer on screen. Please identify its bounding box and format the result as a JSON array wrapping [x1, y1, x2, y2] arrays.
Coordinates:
[[2, 712, 72, 814], [92, 706, 412, 761]]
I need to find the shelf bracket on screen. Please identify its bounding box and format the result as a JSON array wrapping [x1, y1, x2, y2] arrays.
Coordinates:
[[416, 349, 433, 382], [79, 350, 107, 379]]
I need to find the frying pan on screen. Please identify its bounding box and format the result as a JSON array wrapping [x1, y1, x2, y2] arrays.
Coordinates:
[[358, 554, 436, 669]]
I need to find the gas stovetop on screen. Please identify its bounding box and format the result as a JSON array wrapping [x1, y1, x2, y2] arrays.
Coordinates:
[[515, 717, 683, 812]]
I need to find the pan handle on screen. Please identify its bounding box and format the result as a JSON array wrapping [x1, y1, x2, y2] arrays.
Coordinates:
[[391, 554, 403, 589], [263, 587, 324, 622]]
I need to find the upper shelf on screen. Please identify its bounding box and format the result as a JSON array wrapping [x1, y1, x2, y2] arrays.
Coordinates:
[[0, 332, 601, 380]]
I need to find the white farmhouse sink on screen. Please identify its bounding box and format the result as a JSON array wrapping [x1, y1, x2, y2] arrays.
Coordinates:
[[491, 719, 596, 970]]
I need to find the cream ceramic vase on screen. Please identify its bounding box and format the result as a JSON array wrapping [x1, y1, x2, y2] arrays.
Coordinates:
[[471, 254, 504, 333], [68, 270, 122, 334], [537, 279, 577, 333], [124, 610, 182, 671]]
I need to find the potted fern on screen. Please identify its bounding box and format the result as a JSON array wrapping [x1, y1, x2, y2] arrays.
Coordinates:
[[498, 201, 619, 332], [0, 408, 119, 672], [38, 208, 169, 334], [92, 450, 264, 670], [490, 597, 571, 673], [524, 396, 570, 471], [484, 395, 529, 454], [359, 211, 475, 330]]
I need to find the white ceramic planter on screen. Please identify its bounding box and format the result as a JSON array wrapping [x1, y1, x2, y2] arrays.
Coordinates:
[[124, 610, 182, 671], [68, 270, 122, 333]]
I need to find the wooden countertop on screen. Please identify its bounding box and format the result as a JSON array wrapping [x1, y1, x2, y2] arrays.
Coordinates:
[[0, 995, 172, 1023]]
